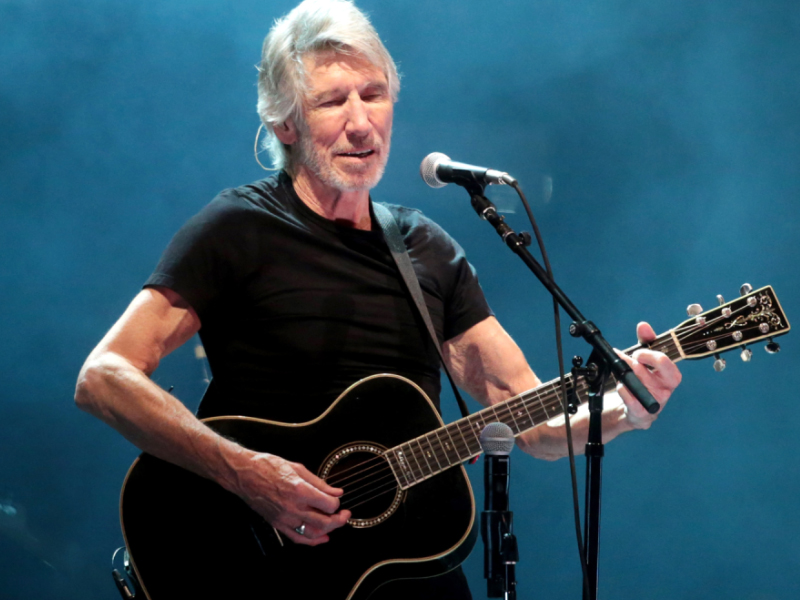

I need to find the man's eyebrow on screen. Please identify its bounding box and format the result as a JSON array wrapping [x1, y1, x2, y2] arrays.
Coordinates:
[[311, 88, 344, 103], [310, 81, 389, 103]]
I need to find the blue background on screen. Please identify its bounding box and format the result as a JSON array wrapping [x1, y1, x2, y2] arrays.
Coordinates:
[[1, 0, 798, 598]]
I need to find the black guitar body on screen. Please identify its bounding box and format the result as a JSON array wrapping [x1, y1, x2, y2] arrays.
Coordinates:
[[120, 374, 477, 600]]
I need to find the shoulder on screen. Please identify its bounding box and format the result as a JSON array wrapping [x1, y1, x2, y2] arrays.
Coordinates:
[[188, 172, 295, 232], [376, 202, 460, 251]]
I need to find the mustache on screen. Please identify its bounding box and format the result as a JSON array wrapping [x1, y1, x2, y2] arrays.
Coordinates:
[[331, 139, 382, 154]]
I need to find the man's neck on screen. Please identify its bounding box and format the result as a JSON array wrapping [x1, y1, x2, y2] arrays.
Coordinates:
[[292, 169, 372, 231]]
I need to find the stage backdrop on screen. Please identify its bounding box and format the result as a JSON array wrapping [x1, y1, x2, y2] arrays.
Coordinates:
[[2, 0, 799, 598]]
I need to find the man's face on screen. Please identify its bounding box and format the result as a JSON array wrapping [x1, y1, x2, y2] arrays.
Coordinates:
[[294, 51, 394, 192]]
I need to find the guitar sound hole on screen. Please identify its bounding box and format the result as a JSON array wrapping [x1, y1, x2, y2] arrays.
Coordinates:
[[319, 444, 405, 529]]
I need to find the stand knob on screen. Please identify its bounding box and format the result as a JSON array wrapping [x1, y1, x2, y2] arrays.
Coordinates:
[[765, 338, 781, 354], [687, 304, 704, 316], [713, 354, 726, 372], [740, 283, 753, 296]]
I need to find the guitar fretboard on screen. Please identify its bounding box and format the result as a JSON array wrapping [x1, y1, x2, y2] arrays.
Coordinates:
[[384, 332, 682, 489]]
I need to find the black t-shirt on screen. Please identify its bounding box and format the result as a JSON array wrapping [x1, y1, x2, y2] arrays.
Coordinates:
[[145, 171, 492, 422]]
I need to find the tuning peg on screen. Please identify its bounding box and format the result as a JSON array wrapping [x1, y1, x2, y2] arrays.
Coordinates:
[[717, 294, 725, 305], [740, 283, 753, 296], [765, 338, 781, 354], [740, 346, 753, 362], [687, 304, 704, 316], [713, 354, 726, 372]]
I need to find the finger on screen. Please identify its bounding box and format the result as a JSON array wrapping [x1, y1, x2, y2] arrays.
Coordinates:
[[277, 523, 330, 547], [294, 463, 344, 498], [618, 351, 681, 407], [292, 478, 344, 515], [292, 507, 351, 534], [630, 348, 667, 372], [277, 508, 351, 544], [636, 321, 657, 344], [613, 349, 665, 414], [619, 344, 677, 383]]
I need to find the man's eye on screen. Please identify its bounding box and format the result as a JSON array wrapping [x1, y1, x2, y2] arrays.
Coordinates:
[[362, 91, 386, 101]]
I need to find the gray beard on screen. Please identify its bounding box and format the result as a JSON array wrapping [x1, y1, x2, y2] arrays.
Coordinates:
[[296, 132, 389, 192]]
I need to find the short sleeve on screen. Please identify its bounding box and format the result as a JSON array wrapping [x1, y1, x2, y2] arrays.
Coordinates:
[[392, 205, 494, 342], [144, 190, 253, 319], [441, 233, 494, 340]]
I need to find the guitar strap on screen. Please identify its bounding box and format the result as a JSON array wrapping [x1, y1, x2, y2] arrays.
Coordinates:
[[372, 201, 471, 421]]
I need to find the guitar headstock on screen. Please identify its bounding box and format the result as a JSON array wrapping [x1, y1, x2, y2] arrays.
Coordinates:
[[672, 285, 790, 368]]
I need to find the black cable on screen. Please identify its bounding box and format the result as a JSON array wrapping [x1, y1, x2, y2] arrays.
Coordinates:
[[511, 181, 590, 599]]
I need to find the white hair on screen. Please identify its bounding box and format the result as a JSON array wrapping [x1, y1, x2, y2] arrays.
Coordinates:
[[256, 0, 400, 173]]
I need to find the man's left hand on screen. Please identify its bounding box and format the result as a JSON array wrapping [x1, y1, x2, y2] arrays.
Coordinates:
[[616, 321, 682, 430]]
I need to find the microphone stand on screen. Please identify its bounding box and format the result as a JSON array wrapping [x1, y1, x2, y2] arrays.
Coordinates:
[[481, 423, 519, 599], [462, 182, 660, 600]]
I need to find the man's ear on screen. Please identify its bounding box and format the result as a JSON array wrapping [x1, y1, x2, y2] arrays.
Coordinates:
[[273, 119, 298, 145]]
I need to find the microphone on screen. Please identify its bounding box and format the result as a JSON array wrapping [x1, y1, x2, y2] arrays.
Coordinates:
[[420, 152, 517, 189], [480, 422, 516, 598]]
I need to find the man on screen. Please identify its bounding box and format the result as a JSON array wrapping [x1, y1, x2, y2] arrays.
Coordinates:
[[75, 1, 681, 598]]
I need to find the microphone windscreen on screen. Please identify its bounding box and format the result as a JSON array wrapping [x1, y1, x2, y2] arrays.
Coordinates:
[[420, 152, 450, 188], [479, 422, 515, 456]]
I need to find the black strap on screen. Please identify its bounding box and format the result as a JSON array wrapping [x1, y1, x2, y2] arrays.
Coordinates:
[[372, 202, 471, 420]]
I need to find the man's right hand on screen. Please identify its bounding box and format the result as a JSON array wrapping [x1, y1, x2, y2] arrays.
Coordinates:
[[75, 288, 350, 547], [227, 451, 351, 546]]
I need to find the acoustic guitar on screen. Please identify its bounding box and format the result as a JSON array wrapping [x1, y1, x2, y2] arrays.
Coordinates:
[[119, 285, 789, 599]]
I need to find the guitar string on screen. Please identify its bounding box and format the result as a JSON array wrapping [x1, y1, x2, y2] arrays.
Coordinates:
[[336, 360, 654, 510], [341, 485, 398, 512], [337, 346, 670, 509], [339, 475, 400, 509], [340, 469, 397, 500], [336, 392, 562, 507], [334, 340, 662, 499], [338, 394, 566, 511], [372, 328, 682, 488], [672, 300, 769, 341], [331, 304, 779, 508], [325, 454, 393, 487], [321, 444, 418, 489]]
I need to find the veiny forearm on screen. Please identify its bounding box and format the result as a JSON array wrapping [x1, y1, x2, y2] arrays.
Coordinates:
[[515, 393, 635, 460], [75, 351, 251, 494], [444, 317, 542, 408]]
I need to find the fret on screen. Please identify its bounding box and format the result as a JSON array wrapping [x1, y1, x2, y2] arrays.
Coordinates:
[[451, 420, 474, 459], [422, 433, 444, 471], [462, 420, 484, 455], [392, 445, 416, 488], [384, 449, 407, 488], [433, 429, 457, 467], [413, 438, 433, 477], [385, 285, 790, 492], [533, 389, 551, 421], [408, 439, 430, 480], [467, 415, 485, 445], [442, 424, 465, 461], [504, 400, 522, 434], [516, 395, 536, 430]]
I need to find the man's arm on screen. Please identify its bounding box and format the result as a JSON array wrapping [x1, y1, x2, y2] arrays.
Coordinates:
[[75, 287, 349, 545], [442, 316, 682, 460]]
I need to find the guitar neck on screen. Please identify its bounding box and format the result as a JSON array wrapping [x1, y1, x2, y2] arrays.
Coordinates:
[[385, 284, 790, 489], [385, 331, 683, 489]]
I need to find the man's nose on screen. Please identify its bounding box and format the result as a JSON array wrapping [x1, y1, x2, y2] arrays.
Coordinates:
[[345, 97, 371, 138]]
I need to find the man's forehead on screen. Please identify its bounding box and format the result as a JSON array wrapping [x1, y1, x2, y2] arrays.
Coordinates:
[[302, 50, 387, 96]]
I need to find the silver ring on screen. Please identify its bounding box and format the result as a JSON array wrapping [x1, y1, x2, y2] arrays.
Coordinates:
[[294, 523, 306, 536]]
